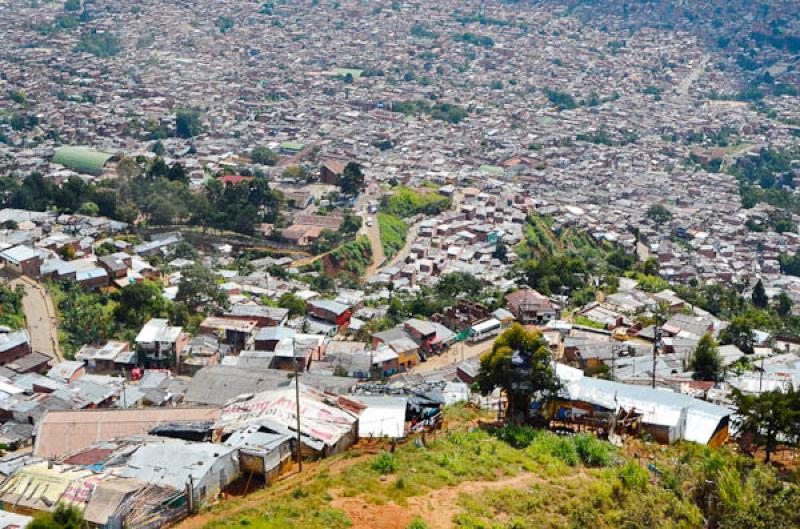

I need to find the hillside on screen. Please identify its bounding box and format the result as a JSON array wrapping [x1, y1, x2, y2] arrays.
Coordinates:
[[180, 406, 799, 529]]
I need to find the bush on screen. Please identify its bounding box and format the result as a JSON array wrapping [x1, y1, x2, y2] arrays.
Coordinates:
[[573, 434, 614, 467], [617, 461, 649, 491], [371, 451, 399, 474], [407, 518, 429, 529], [493, 424, 539, 449]]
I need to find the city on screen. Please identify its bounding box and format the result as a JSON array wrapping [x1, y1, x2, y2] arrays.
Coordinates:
[[0, 1, 798, 528]]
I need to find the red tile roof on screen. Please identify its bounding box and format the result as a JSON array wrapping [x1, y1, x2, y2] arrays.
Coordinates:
[[218, 175, 254, 186]]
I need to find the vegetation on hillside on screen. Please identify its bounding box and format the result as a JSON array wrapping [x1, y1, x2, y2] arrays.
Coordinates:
[[197, 405, 800, 529], [377, 212, 406, 258], [325, 235, 372, 278], [381, 186, 451, 218], [0, 284, 26, 330], [390, 99, 469, 124]]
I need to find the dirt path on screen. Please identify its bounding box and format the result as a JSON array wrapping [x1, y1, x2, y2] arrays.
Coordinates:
[[175, 452, 376, 529], [332, 472, 545, 529], [363, 216, 386, 281], [409, 339, 493, 374], [8, 276, 62, 361]]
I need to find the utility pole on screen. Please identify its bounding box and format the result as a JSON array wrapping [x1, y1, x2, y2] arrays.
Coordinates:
[[611, 343, 618, 381], [652, 306, 661, 389], [292, 336, 302, 472], [758, 356, 765, 393]]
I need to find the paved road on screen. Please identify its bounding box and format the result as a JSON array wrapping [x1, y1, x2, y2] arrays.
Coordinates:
[[10, 276, 62, 361], [675, 54, 709, 101]]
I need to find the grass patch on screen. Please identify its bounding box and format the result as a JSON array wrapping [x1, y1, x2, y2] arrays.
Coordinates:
[[200, 410, 800, 529], [574, 315, 607, 329], [382, 186, 451, 218], [326, 236, 372, 277], [378, 212, 407, 257]]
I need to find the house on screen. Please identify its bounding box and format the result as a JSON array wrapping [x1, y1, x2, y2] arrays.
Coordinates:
[[281, 224, 324, 246], [33, 407, 222, 459], [316, 341, 372, 378], [254, 327, 296, 351], [75, 340, 136, 373], [505, 289, 556, 324], [0, 462, 92, 514], [0, 246, 42, 277], [0, 331, 31, 366], [319, 158, 348, 185], [199, 316, 257, 353], [307, 299, 351, 330], [551, 364, 730, 447], [217, 385, 360, 458], [372, 327, 420, 371], [223, 427, 293, 485], [184, 365, 356, 406], [226, 304, 289, 327], [3, 352, 51, 375], [218, 175, 254, 187], [135, 319, 189, 369], [435, 299, 491, 331], [179, 335, 229, 376], [46, 360, 85, 383], [98, 254, 129, 280], [120, 439, 239, 505], [404, 319, 454, 355]]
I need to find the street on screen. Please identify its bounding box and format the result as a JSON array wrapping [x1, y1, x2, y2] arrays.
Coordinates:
[[8, 275, 62, 361]]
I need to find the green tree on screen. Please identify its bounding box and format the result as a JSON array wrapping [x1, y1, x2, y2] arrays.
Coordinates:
[[339, 162, 365, 195], [733, 389, 799, 462], [493, 242, 508, 263], [152, 140, 165, 156], [251, 146, 278, 166], [775, 292, 793, 317], [148, 157, 169, 179], [117, 156, 142, 178], [78, 201, 99, 216], [75, 31, 121, 57], [751, 279, 768, 308], [282, 165, 306, 180], [719, 316, 755, 354], [167, 162, 188, 183], [646, 203, 673, 225], [30, 503, 84, 529], [113, 281, 168, 328], [691, 334, 722, 381], [278, 293, 307, 317], [175, 108, 205, 138], [63, 0, 81, 11], [176, 263, 229, 311], [476, 324, 560, 424], [436, 272, 483, 299]]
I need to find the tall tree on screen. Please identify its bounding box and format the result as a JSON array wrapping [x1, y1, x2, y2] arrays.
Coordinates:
[[751, 279, 768, 308], [176, 263, 229, 311], [733, 389, 799, 462], [113, 281, 168, 327], [251, 145, 278, 166], [775, 292, 793, 317], [691, 333, 722, 381], [175, 108, 205, 138], [339, 162, 365, 195], [645, 203, 672, 225], [719, 316, 755, 354], [476, 324, 560, 424]]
